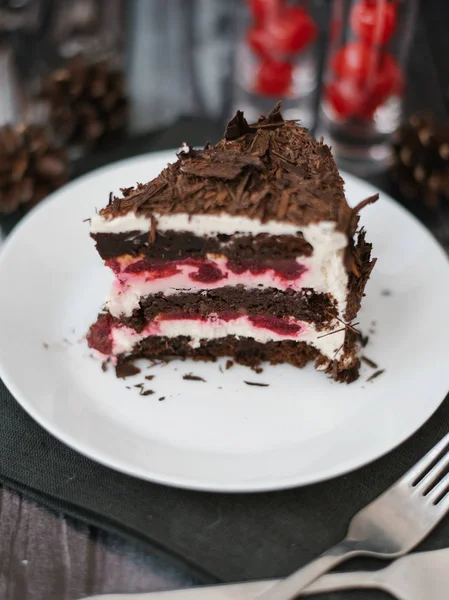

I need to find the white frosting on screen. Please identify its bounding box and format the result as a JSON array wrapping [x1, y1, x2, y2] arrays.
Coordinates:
[[90, 212, 302, 236], [110, 315, 345, 360]]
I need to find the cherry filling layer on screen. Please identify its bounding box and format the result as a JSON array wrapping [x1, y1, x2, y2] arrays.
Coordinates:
[[106, 257, 307, 283], [87, 312, 307, 356]]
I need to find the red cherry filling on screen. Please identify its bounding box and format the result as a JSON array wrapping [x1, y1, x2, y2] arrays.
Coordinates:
[[227, 259, 306, 281], [249, 315, 301, 335], [189, 263, 226, 284], [87, 313, 113, 355]]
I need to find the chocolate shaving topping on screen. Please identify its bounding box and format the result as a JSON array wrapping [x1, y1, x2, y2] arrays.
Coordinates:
[[100, 103, 360, 231], [244, 381, 269, 387], [224, 110, 254, 140], [115, 362, 141, 378], [361, 356, 378, 369], [367, 369, 385, 382], [182, 373, 206, 382]]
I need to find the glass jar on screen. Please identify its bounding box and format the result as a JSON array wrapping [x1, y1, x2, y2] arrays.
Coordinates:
[[319, 0, 418, 175], [232, 0, 319, 128]]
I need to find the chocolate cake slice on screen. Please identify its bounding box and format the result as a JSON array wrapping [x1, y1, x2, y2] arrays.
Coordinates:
[[88, 104, 377, 383]]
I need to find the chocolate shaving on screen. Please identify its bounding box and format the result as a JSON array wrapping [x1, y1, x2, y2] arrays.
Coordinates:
[[158, 396, 165, 401], [140, 389, 155, 396], [225, 360, 234, 370], [100, 104, 351, 233], [149, 215, 157, 244], [367, 369, 385, 382], [257, 101, 284, 125], [115, 362, 141, 378], [244, 381, 269, 387], [183, 373, 206, 382], [145, 375, 155, 381], [361, 356, 378, 369], [224, 110, 254, 140]]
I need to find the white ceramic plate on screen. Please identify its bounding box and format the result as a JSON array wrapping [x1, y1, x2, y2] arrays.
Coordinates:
[[1, 150, 448, 493]]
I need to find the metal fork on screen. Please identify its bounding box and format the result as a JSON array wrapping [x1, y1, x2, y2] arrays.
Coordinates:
[[82, 548, 449, 600], [257, 429, 449, 600]]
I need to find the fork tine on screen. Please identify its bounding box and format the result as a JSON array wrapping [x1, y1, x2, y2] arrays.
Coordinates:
[[402, 430, 449, 486], [426, 471, 449, 504], [415, 449, 449, 494], [435, 487, 449, 516]]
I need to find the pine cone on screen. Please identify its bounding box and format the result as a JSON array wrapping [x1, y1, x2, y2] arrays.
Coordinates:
[[41, 57, 129, 149], [391, 113, 449, 207], [0, 124, 68, 215]]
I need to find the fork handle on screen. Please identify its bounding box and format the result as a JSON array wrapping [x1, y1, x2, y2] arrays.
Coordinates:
[[256, 539, 366, 600]]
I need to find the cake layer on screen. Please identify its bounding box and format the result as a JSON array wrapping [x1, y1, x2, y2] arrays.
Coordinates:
[[92, 230, 313, 261], [120, 288, 336, 332], [118, 335, 358, 384], [87, 311, 346, 362]]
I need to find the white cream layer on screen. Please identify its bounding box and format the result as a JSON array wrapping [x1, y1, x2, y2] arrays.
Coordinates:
[[91, 212, 349, 319], [109, 315, 345, 361]]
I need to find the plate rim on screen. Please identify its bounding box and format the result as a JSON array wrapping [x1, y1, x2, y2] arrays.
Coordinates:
[[1, 149, 448, 493]]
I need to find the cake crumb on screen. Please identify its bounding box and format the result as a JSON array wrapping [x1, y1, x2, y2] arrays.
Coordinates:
[[183, 373, 206, 382], [244, 381, 269, 387], [140, 389, 155, 396], [252, 366, 264, 374], [158, 396, 165, 402], [367, 369, 385, 383], [145, 375, 155, 381], [361, 356, 378, 369], [225, 360, 234, 370], [101, 359, 111, 372], [360, 334, 369, 347], [116, 362, 141, 378]]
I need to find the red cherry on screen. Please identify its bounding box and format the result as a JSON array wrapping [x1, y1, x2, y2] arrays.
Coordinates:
[[325, 80, 366, 120], [267, 7, 318, 55], [358, 53, 404, 118], [247, 0, 283, 24], [254, 60, 293, 97], [350, 0, 397, 46], [247, 27, 273, 59], [331, 41, 380, 84]]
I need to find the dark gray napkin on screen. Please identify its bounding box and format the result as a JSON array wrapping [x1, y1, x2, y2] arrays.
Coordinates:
[[2, 378, 449, 597]]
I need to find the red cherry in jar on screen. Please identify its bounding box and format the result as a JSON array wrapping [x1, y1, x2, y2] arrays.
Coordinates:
[[325, 80, 367, 120], [247, 0, 283, 25], [357, 53, 404, 119], [248, 6, 317, 58], [331, 41, 381, 84], [254, 59, 293, 97], [268, 7, 317, 55], [350, 0, 397, 46]]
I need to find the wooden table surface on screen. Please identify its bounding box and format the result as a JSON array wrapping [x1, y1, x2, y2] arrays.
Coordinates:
[[0, 486, 197, 600]]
